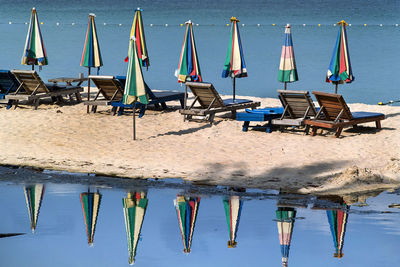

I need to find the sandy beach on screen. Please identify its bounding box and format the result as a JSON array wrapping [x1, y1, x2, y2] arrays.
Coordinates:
[[0, 92, 399, 195]]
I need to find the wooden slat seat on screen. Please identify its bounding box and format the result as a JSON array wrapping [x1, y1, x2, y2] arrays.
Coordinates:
[[179, 82, 260, 123], [304, 91, 385, 138], [5, 70, 83, 110]]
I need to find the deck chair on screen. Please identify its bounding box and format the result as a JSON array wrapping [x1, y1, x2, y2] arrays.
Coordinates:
[[84, 75, 125, 113], [272, 90, 318, 128], [304, 91, 385, 138], [0, 70, 20, 99], [110, 76, 185, 118], [6, 70, 83, 110], [179, 82, 260, 123]]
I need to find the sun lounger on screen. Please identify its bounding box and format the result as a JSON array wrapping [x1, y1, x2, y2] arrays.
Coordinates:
[[0, 70, 20, 99], [179, 82, 260, 123], [236, 107, 284, 133], [304, 91, 385, 138], [111, 76, 185, 117], [271, 90, 318, 128], [6, 70, 83, 110], [84, 75, 125, 113]]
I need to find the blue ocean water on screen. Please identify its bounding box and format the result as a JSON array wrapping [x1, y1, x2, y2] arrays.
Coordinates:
[[0, 0, 399, 104]]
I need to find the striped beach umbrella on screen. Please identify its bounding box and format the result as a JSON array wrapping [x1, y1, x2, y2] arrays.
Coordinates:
[[123, 37, 149, 140], [24, 184, 45, 233], [326, 20, 354, 94], [174, 195, 200, 253], [123, 192, 148, 265], [81, 13, 103, 112], [125, 8, 149, 69], [278, 24, 298, 89], [276, 207, 296, 267], [222, 17, 247, 101], [80, 189, 102, 246], [176, 20, 202, 84], [223, 195, 243, 248], [327, 204, 349, 258], [21, 8, 48, 70]]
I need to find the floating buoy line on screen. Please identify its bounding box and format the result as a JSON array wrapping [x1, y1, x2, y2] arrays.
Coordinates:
[[2, 22, 399, 27]]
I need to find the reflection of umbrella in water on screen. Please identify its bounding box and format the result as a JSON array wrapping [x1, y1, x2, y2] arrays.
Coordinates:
[[223, 195, 243, 248], [174, 195, 200, 253], [0, 233, 25, 238], [327, 204, 349, 258], [21, 7, 48, 70], [80, 189, 102, 246], [24, 184, 45, 233], [123, 191, 148, 265], [276, 207, 296, 267]]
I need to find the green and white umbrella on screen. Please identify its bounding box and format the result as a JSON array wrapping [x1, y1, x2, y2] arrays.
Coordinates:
[[21, 8, 48, 70], [123, 37, 149, 140]]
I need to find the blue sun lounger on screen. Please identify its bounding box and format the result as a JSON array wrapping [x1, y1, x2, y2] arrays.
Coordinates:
[[0, 70, 20, 99], [111, 76, 185, 117], [236, 107, 284, 133]]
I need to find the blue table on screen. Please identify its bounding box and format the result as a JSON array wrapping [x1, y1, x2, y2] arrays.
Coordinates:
[[236, 107, 284, 133]]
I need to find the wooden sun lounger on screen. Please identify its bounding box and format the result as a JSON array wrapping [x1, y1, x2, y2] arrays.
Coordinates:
[[179, 82, 260, 123], [0, 70, 20, 99], [271, 90, 318, 128], [84, 75, 124, 113], [6, 70, 83, 110], [304, 91, 385, 138]]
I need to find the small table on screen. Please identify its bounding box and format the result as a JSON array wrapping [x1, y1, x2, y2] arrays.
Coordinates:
[[236, 107, 284, 133], [48, 77, 88, 86]]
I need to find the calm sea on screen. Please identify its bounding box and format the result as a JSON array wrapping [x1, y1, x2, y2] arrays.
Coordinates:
[[0, 0, 399, 104]]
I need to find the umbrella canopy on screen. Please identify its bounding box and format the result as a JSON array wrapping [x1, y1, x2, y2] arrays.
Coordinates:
[[21, 8, 48, 68], [223, 195, 243, 248], [80, 189, 102, 246], [327, 204, 349, 258], [278, 24, 298, 88], [81, 13, 103, 69], [24, 184, 45, 233], [174, 195, 200, 253], [276, 207, 297, 267], [125, 8, 149, 69], [326, 20, 354, 93], [176, 20, 202, 83], [123, 192, 148, 265]]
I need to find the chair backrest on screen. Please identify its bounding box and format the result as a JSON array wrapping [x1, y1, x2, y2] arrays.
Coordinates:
[[0, 70, 20, 94], [278, 90, 318, 119], [89, 75, 124, 101], [186, 82, 225, 108], [312, 91, 353, 121], [11, 70, 50, 94]]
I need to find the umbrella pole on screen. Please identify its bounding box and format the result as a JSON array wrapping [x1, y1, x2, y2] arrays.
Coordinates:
[[284, 82, 287, 90], [87, 67, 91, 113], [133, 101, 136, 140], [31, 65, 34, 71], [183, 84, 187, 121], [335, 83, 338, 94], [233, 77, 236, 101]]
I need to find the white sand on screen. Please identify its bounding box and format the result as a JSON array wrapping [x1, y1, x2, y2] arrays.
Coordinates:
[[0, 93, 399, 195]]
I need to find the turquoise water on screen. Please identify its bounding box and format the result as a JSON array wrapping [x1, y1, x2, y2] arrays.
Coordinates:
[[0, 0, 398, 104], [0, 167, 400, 266]]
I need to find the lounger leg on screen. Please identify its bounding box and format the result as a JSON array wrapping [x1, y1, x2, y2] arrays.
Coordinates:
[[266, 120, 272, 133], [68, 94, 74, 102], [231, 110, 237, 119], [112, 106, 117, 115], [139, 106, 146, 118], [34, 99, 40, 110], [375, 120, 381, 129], [6, 100, 13, 110], [304, 125, 310, 135], [310, 126, 318, 136], [91, 105, 97, 113], [242, 121, 249, 132], [161, 102, 167, 109], [179, 99, 184, 108], [335, 127, 343, 138], [208, 114, 215, 124], [75, 92, 82, 103]]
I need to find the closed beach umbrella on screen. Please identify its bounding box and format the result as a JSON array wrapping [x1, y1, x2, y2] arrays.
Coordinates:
[[21, 8, 48, 70], [123, 37, 149, 140], [327, 204, 349, 258], [24, 184, 45, 233], [223, 195, 243, 248], [174, 195, 200, 253], [123, 192, 148, 265], [276, 207, 297, 267], [278, 24, 298, 89], [125, 8, 149, 69], [80, 189, 102, 246], [222, 17, 247, 101], [81, 13, 103, 112], [326, 20, 354, 94]]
